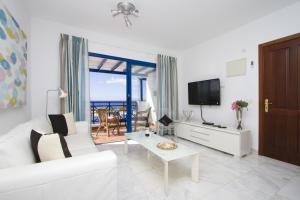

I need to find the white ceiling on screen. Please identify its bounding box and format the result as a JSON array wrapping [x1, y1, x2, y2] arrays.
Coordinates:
[[27, 0, 300, 50]]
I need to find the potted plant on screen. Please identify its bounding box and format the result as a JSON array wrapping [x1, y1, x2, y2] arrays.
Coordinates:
[[231, 100, 248, 130]]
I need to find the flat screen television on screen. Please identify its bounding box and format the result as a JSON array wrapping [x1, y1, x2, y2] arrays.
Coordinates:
[[188, 78, 220, 105]]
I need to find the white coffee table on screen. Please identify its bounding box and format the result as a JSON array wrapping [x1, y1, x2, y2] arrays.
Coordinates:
[[124, 132, 199, 194]]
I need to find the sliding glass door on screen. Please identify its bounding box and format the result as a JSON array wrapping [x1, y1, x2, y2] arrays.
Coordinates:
[[89, 52, 156, 133], [129, 64, 156, 132]]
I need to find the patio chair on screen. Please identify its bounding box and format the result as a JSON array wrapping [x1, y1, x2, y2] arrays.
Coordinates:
[[134, 107, 152, 131], [116, 106, 127, 127], [96, 108, 120, 137]]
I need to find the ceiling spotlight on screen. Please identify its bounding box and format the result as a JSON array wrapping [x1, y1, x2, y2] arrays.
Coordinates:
[[111, 2, 139, 27]]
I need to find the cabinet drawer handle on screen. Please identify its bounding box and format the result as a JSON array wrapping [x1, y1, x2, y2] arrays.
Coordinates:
[[190, 130, 210, 136], [190, 135, 210, 142]]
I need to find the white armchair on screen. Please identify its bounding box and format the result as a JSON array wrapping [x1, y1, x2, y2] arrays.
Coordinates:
[[0, 119, 117, 200]]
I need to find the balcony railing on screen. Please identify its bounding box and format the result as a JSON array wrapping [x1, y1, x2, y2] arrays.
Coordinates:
[[90, 100, 137, 124]]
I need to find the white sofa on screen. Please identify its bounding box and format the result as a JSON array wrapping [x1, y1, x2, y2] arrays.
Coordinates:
[[0, 119, 117, 200]]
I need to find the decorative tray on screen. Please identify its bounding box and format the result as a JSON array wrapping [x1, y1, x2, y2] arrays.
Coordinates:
[[157, 142, 178, 150]]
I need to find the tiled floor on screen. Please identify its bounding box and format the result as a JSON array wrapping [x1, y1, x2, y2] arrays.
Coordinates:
[[92, 126, 126, 144], [96, 138, 300, 200]]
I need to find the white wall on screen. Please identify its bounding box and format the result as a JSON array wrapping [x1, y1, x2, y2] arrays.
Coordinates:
[[30, 18, 177, 118], [0, 0, 30, 135], [178, 2, 300, 151], [146, 71, 157, 123]]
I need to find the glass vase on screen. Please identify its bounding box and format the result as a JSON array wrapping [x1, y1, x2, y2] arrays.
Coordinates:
[[236, 109, 243, 130]]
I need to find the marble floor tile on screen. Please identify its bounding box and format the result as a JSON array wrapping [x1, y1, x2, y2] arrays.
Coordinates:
[[268, 194, 292, 200], [201, 188, 256, 200], [97, 138, 300, 200], [197, 163, 241, 185], [277, 176, 300, 200]]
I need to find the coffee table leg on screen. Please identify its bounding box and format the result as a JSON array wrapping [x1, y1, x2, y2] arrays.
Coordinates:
[[191, 154, 199, 182], [164, 160, 169, 195], [124, 137, 128, 154]]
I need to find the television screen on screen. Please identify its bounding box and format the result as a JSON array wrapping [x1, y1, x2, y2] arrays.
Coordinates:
[[188, 79, 220, 105]]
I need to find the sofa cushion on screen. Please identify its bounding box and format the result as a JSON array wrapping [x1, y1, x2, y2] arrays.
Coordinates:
[[0, 119, 53, 169], [0, 119, 96, 169], [48, 113, 76, 136], [68, 146, 98, 156], [31, 130, 72, 162], [65, 122, 97, 156]]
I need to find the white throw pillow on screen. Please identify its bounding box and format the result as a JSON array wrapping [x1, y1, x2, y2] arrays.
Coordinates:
[[48, 112, 77, 136], [30, 130, 72, 162]]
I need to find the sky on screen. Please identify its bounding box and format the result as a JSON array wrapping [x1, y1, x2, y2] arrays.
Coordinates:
[[90, 72, 143, 101]]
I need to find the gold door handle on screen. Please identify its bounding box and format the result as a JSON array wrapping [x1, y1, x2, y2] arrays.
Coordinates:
[[265, 99, 272, 113]]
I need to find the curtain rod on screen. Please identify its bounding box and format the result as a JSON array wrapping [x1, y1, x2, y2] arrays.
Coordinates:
[[89, 39, 159, 57]]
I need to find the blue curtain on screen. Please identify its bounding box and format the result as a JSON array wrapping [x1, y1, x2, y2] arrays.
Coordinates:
[[59, 34, 89, 121]]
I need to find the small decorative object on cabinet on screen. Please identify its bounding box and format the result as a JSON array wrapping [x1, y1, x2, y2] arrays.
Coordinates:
[[157, 142, 178, 150], [183, 109, 193, 121], [231, 100, 248, 130]]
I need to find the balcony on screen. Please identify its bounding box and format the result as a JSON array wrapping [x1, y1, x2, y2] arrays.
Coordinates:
[[90, 100, 137, 125], [89, 53, 156, 144]]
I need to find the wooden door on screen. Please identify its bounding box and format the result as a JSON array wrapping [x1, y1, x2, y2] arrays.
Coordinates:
[[259, 33, 300, 166]]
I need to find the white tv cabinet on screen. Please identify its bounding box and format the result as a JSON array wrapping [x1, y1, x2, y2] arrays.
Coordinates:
[[175, 121, 251, 157]]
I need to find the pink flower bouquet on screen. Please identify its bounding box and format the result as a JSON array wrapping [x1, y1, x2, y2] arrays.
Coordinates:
[[231, 100, 248, 111]]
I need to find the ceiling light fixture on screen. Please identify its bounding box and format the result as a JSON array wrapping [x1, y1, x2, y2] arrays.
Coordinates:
[[111, 2, 139, 27]]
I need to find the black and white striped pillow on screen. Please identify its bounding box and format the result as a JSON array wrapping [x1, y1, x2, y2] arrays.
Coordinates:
[[30, 130, 72, 163], [48, 112, 76, 136]]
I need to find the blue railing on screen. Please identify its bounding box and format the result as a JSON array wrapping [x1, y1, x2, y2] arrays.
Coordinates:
[[90, 100, 137, 124]]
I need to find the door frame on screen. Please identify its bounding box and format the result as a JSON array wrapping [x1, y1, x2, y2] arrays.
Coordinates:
[[258, 33, 300, 155], [88, 52, 156, 132]]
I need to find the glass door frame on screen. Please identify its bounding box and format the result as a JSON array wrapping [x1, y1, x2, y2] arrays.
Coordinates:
[[88, 52, 156, 132]]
